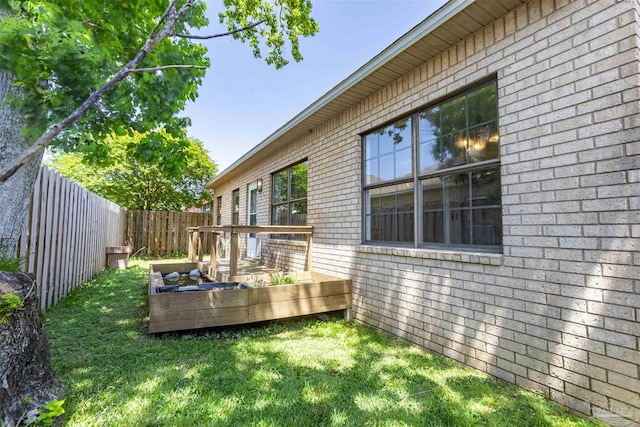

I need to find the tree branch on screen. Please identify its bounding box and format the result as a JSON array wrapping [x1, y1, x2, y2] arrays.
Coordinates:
[[150, 0, 179, 38], [129, 64, 207, 73], [0, 0, 198, 185], [172, 20, 266, 40]]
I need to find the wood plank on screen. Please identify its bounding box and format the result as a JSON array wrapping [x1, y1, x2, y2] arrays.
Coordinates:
[[56, 177, 68, 300], [229, 232, 238, 276], [150, 262, 198, 275], [149, 306, 249, 333], [197, 230, 203, 262], [66, 179, 77, 295], [248, 294, 351, 323], [35, 167, 50, 310], [306, 234, 313, 272], [167, 211, 174, 255], [198, 225, 313, 234], [27, 168, 42, 274], [299, 280, 351, 299], [248, 285, 300, 305], [210, 233, 217, 270], [150, 289, 249, 313], [47, 171, 61, 308]]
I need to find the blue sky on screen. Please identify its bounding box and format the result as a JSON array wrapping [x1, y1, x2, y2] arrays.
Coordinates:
[[183, 0, 448, 171]]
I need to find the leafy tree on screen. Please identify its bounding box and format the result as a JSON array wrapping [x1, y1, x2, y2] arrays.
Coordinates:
[[0, 0, 318, 256], [48, 131, 218, 211]]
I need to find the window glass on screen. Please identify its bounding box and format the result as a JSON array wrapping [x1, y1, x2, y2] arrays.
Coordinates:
[[467, 83, 497, 126], [365, 159, 380, 185], [448, 209, 471, 245], [473, 208, 503, 246], [272, 204, 288, 226], [440, 131, 467, 168], [365, 183, 414, 243], [273, 170, 288, 204], [471, 167, 501, 207], [290, 201, 307, 226], [232, 189, 239, 225], [440, 95, 466, 136], [363, 81, 500, 251], [445, 173, 469, 209], [364, 117, 413, 184], [271, 160, 308, 237], [216, 196, 222, 225], [291, 161, 308, 200], [469, 122, 499, 163]]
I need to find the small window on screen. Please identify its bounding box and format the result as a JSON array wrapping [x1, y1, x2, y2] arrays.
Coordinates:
[[271, 160, 307, 238], [231, 189, 239, 225], [216, 196, 222, 225]]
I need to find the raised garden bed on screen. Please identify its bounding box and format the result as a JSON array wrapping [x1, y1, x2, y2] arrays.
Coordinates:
[[148, 262, 352, 333]]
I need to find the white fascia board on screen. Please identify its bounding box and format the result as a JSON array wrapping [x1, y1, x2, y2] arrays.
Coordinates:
[[207, 0, 475, 188]]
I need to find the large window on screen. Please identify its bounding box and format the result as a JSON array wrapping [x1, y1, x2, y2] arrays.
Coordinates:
[[363, 80, 502, 251], [272, 161, 308, 238], [216, 196, 222, 225], [231, 189, 239, 225]]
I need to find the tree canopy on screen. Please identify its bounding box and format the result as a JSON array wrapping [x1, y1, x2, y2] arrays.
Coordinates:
[[0, 0, 318, 182], [48, 131, 217, 211]]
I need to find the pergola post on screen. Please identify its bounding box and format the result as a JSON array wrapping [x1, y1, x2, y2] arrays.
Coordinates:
[[187, 228, 196, 262], [210, 233, 217, 271], [229, 232, 239, 277], [197, 231, 203, 262], [306, 234, 313, 272]]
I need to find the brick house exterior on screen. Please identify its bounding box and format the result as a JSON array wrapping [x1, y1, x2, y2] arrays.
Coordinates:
[[206, 0, 640, 424]]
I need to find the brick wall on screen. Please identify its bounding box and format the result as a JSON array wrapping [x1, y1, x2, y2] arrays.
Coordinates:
[[210, 0, 640, 424]]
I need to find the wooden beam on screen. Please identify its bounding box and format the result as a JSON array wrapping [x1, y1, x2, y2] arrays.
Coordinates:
[[229, 232, 239, 277], [210, 233, 217, 270], [197, 225, 313, 234], [306, 234, 313, 272], [197, 230, 203, 262], [187, 229, 193, 261]]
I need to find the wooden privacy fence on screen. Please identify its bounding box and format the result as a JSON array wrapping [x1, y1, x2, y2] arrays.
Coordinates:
[[18, 166, 126, 310], [125, 210, 215, 257]]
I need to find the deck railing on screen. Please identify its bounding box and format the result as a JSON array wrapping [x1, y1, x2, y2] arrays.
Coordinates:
[[187, 225, 314, 276]]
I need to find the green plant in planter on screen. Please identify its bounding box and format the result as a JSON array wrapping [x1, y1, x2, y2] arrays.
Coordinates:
[[245, 275, 266, 288], [270, 271, 295, 286], [0, 293, 24, 324]]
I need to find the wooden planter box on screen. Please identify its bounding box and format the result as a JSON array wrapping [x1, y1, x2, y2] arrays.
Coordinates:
[[148, 263, 352, 333]]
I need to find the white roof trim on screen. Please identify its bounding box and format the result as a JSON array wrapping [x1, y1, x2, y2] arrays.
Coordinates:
[[208, 0, 475, 186]]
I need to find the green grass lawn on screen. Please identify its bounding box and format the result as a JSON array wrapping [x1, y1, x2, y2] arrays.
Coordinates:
[[43, 259, 605, 427]]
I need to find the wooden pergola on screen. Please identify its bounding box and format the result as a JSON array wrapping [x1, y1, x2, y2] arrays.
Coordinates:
[[187, 225, 314, 276]]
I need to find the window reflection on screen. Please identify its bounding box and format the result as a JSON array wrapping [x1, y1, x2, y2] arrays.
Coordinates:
[[363, 80, 501, 250], [272, 160, 308, 239], [417, 83, 499, 174], [420, 166, 501, 247], [364, 118, 413, 185], [366, 183, 414, 243]]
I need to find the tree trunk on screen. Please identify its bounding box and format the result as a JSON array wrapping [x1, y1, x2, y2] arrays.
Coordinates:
[[0, 8, 43, 259], [0, 272, 64, 426]]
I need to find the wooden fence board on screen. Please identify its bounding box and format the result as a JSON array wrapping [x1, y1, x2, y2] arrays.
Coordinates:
[[125, 210, 214, 256], [19, 167, 126, 311]]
